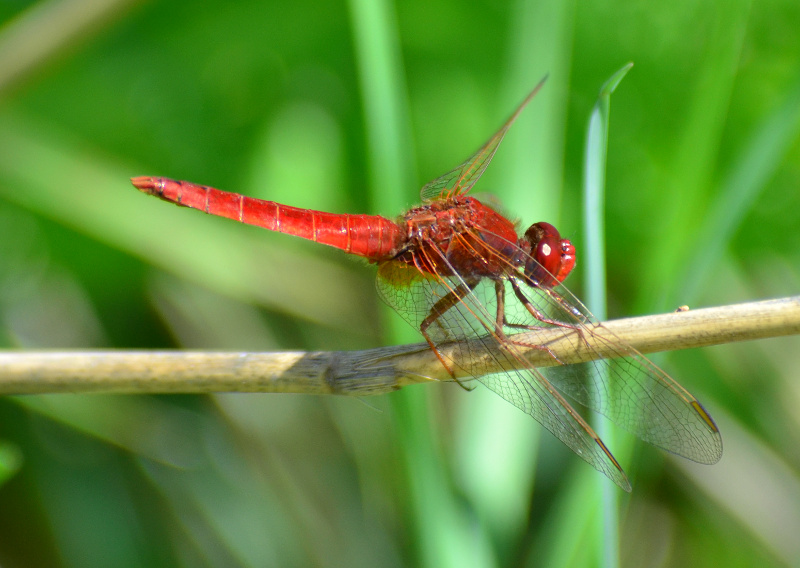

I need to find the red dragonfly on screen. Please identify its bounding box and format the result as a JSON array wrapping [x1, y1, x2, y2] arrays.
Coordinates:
[[132, 78, 722, 490]]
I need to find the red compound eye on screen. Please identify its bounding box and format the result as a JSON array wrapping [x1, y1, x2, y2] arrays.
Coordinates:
[[523, 222, 576, 287]]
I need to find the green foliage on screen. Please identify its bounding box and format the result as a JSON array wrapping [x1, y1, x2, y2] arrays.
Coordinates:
[[0, 0, 799, 566]]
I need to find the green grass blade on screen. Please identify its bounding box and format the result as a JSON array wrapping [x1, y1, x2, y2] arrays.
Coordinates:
[[582, 62, 633, 568], [347, 1, 486, 566], [584, 63, 633, 321]]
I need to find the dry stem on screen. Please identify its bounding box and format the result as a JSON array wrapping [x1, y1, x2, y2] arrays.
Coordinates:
[[0, 296, 797, 395]]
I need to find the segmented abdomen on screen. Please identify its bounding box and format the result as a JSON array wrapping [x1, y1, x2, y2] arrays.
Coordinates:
[[131, 177, 405, 260]]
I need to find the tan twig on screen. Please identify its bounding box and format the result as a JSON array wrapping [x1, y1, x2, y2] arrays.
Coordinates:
[[0, 296, 797, 395]]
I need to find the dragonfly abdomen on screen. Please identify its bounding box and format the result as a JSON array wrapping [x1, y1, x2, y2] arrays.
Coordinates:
[[131, 177, 405, 260]]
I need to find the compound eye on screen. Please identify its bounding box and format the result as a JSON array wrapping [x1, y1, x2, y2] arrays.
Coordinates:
[[527, 236, 562, 287], [523, 223, 576, 287]]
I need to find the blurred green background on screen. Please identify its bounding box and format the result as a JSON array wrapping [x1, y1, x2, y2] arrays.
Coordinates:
[[0, 0, 799, 566]]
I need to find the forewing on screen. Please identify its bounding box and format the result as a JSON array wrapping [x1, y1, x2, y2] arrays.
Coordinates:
[[419, 76, 547, 202], [376, 255, 632, 490], [376, 224, 722, 488], [499, 256, 723, 465]]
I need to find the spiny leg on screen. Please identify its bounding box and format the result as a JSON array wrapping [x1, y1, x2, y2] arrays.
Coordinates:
[[507, 277, 596, 357], [508, 278, 581, 330], [495, 279, 569, 365], [420, 278, 481, 391]]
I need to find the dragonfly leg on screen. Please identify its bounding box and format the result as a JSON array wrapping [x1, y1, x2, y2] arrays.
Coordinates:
[[494, 280, 568, 365], [508, 278, 582, 330], [420, 279, 480, 391], [517, 278, 600, 358], [515, 280, 599, 355]]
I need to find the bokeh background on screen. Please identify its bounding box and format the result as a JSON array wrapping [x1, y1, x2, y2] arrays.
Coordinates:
[[0, 0, 799, 566]]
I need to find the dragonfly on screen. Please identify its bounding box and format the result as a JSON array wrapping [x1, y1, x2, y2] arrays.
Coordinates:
[[132, 77, 722, 490]]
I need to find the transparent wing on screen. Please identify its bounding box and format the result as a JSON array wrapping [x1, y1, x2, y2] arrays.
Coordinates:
[[376, 233, 722, 490], [498, 277, 722, 465], [377, 253, 632, 490], [419, 76, 548, 202]]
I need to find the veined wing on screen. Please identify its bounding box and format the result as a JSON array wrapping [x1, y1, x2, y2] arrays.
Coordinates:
[[419, 76, 548, 203], [507, 274, 723, 466], [376, 240, 632, 490], [376, 230, 722, 490]]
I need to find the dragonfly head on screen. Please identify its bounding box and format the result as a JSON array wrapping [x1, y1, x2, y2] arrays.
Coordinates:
[[520, 222, 576, 288]]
